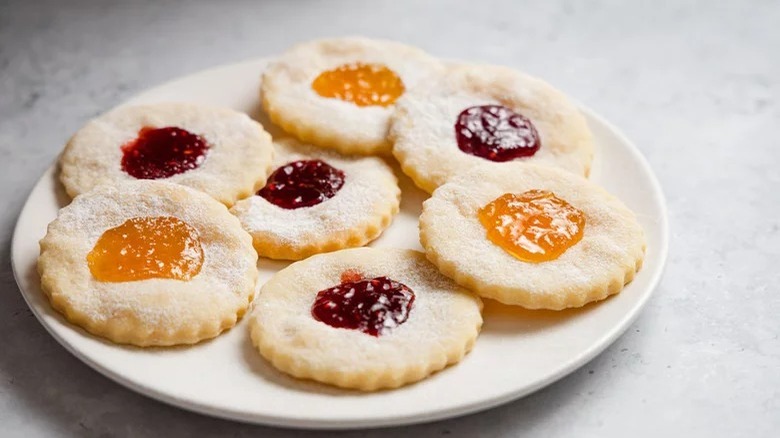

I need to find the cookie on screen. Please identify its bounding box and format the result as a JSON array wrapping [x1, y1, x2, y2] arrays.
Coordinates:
[[262, 37, 442, 155], [391, 63, 594, 193], [419, 164, 645, 310], [230, 138, 400, 260], [59, 102, 274, 206], [249, 248, 483, 391], [38, 181, 258, 346]]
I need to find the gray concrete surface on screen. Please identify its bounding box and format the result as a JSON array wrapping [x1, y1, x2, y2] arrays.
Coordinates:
[[1, 0, 778, 436]]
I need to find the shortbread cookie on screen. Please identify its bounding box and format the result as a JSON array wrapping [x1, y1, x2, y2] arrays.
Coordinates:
[[262, 37, 442, 155], [419, 164, 645, 310], [38, 181, 258, 346], [391, 63, 594, 193], [60, 102, 274, 206], [250, 248, 483, 391], [230, 138, 400, 260]]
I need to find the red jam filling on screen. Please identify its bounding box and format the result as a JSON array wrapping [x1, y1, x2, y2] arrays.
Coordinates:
[[454, 105, 540, 162], [340, 269, 364, 284], [311, 276, 415, 337], [121, 127, 209, 179], [258, 159, 345, 209]]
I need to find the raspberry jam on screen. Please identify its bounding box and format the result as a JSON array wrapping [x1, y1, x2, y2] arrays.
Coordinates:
[[454, 105, 540, 162], [258, 159, 345, 209], [121, 127, 209, 179], [478, 190, 585, 262], [311, 276, 415, 337], [87, 216, 204, 282], [340, 269, 363, 284], [311, 62, 405, 107]]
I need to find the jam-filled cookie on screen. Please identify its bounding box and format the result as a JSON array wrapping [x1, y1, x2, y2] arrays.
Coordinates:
[[59, 102, 274, 206], [391, 63, 594, 193], [262, 37, 442, 155], [250, 248, 483, 391], [38, 181, 258, 346], [419, 164, 645, 310], [230, 138, 400, 260]]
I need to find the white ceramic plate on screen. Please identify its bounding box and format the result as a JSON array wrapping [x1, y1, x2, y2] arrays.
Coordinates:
[[11, 59, 668, 429]]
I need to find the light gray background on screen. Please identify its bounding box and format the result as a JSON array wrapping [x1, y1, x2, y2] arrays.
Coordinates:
[[1, 0, 778, 436]]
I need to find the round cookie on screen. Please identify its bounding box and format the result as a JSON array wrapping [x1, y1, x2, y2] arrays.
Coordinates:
[[419, 164, 645, 310], [250, 248, 483, 391], [59, 102, 274, 206], [230, 138, 401, 260], [38, 180, 258, 346], [261, 37, 442, 155], [391, 63, 594, 193]]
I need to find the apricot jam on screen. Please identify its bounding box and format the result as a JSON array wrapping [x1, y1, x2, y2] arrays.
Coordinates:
[[87, 216, 204, 282], [478, 190, 585, 262], [312, 63, 405, 107]]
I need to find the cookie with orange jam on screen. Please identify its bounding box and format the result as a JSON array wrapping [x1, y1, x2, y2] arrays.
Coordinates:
[[230, 138, 400, 260], [419, 164, 645, 310], [59, 102, 274, 206], [261, 37, 442, 155], [249, 248, 482, 391], [38, 181, 258, 346], [391, 63, 594, 193]]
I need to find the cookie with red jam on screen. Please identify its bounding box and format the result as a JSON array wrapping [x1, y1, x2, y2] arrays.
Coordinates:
[[230, 139, 400, 260], [249, 248, 483, 391], [59, 102, 274, 206], [391, 63, 594, 193]]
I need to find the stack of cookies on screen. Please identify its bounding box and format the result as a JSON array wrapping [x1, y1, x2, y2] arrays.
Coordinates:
[[39, 37, 645, 391]]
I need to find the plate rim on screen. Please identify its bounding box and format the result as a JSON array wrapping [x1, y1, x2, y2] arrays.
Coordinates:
[[10, 57, 669, 430]]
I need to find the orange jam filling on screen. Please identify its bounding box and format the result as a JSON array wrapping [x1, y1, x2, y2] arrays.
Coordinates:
[[311, 62, 405, 107], [87, 216, 204, 282], [478, 190, 585, 263]]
